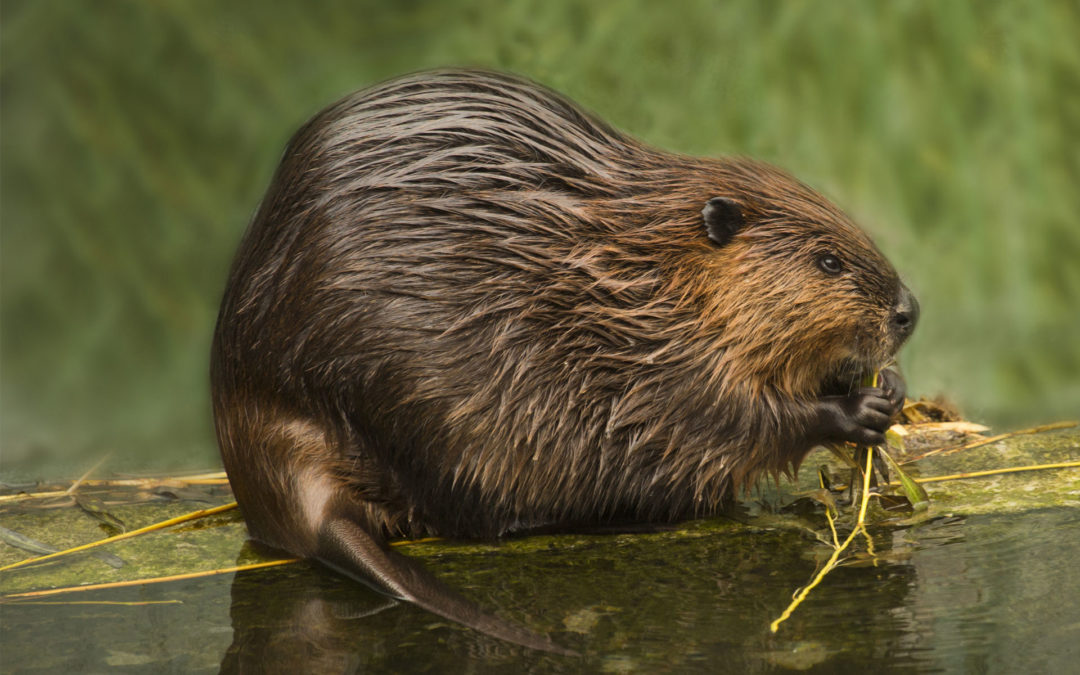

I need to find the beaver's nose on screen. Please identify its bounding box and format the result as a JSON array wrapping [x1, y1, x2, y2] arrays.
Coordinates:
[[892, 283, 919, 339]]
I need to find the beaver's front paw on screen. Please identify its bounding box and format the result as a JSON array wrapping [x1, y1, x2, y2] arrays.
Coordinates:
[[810, 375, 905, 446], [876, 367, 907, 413]]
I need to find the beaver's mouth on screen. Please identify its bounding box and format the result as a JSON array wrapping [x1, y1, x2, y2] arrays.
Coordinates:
[[818, 358, 878, 397]]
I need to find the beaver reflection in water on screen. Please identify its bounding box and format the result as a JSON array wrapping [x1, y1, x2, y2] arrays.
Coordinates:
[[212, 69, 918, 651]]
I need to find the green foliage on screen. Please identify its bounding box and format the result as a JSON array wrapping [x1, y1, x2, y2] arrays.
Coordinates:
[[3, 0, 1078, 471]]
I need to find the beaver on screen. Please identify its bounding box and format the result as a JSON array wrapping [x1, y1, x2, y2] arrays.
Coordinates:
[[211, 69, 918, 649]]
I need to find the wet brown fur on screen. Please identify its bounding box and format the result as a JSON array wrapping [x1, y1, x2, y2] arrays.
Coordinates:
[[212, 69, 907, 560]]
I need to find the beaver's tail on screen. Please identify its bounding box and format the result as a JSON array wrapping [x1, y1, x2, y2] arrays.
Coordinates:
[[315, 514, 574, 655]]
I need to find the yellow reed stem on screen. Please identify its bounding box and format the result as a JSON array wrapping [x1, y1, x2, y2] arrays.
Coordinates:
[[770, 448, 874, 633], [1, 558, 298, 600], [897, 460, 1080, 486]]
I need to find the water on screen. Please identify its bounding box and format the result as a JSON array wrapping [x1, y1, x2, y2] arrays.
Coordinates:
[[2, 507, 1077, 673]]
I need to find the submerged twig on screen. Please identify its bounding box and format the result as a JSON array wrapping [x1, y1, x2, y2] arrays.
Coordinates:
[[818, 469, 840, 548], [0, 525, 125, 569], [0, 502, 238, 572]]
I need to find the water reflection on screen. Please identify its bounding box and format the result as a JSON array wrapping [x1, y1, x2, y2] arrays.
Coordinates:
[[221, 560, 395, 673], [2, 509, 1078, 672], [219, 549, 569, 672]]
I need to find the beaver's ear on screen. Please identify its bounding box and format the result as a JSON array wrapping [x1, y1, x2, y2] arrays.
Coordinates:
[[702, 197, 745, 247]]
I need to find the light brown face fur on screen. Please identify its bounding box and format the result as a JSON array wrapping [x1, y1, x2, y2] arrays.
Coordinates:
[[692, 164, 903, 400]]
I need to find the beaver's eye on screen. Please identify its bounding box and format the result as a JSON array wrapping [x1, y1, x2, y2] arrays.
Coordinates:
[[817, 253, 842, 275]]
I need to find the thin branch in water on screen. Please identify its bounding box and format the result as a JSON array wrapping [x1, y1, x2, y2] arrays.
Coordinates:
[[65, 454, 113, 496], [0, 502, 239, 572]]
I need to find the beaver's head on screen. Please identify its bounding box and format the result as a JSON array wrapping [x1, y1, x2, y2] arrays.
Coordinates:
[[696, 161, 918, 399]]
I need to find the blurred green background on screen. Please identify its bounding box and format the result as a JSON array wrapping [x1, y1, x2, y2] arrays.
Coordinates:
[[3, 0, 1078, 477]]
